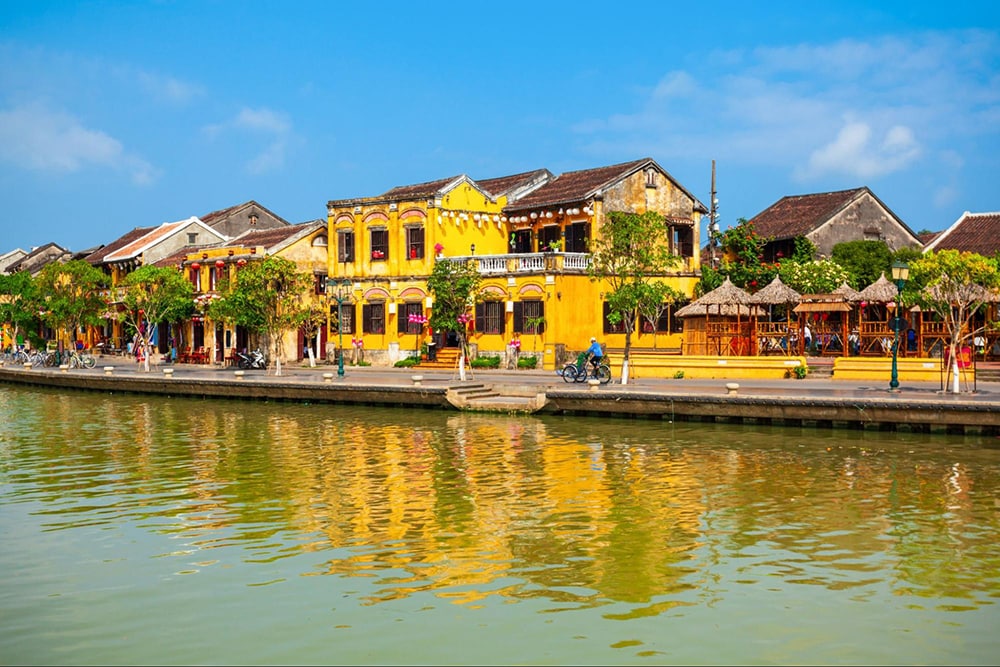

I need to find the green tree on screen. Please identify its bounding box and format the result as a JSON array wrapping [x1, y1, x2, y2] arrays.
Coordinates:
[[0, 271, 41, 350], [636, 281, 685, 349], [697, 218, 781, 294], [589, 210, 681, 384], [831, 240, 892, 288], [909, 250, 1000, 393], [206, 256, 311, 376], [119, 266, 194, 372], [426, 256, 481, 379], [778, 258, 851, 294], [35, 260, 108, 356]]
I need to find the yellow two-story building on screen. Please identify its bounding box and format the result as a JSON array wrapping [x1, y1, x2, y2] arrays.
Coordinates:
[[326, 157, 708, 370]]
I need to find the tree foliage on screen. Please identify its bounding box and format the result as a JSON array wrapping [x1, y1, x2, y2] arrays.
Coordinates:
[[206, 256, 311, 375], [0, 271, 41, 348], [426, 257, 481, 361], [830, 240, 892, 289], [34, 260, 107, 349], [777, 259, 851, 294], [588, 210, 681, 380], [119, 265, 194, 371], [908, 250, 1000, 391]]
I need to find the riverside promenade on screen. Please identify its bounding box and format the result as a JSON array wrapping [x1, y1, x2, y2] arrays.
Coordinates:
[[2, 359, 999, 435]]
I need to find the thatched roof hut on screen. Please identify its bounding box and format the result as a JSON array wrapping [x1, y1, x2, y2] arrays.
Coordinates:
[[749, 275, 801, 305], [833, 282, 862, 302], [696, 277, 753, 306], [675, 302, 764, 318], [857, 273, 898, 303]]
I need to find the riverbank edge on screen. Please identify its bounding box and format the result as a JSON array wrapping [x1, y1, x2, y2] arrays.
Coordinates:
[[3, 365, 1000, 436]]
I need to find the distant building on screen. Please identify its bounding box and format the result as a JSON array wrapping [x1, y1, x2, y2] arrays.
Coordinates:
[[923, 211, 1000, 256], [748, 187, 922, 261]]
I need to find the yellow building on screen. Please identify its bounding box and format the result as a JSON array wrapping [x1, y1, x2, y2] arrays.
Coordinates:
[[166, 221, 329, 365], [327, 158, 708, 370]]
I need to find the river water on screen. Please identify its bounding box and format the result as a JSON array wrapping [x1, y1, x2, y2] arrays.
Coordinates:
[[1, 385, 998, 665]]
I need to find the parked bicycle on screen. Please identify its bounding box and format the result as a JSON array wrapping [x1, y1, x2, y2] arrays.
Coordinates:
[[560, 352, 612, 384], [64, 350, 97, 369]]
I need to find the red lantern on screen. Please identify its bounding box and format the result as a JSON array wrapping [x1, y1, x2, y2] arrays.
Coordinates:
[[191, 262, 201, 270], [215, 260, 225, 268], [237, 258, 247, 267]]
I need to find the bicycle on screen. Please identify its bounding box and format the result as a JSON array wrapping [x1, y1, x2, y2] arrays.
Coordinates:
[[65, 350, 97, 369], [560, 353, 611, 384]]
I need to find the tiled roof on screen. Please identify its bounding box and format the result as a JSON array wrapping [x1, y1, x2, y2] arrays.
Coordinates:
[[917, 231, 941, 247], [927, 212, 1000, 255], [749, 188, 867, 240], [231, 222, 320, 249], [85, 226, 156, 264], [505, 158, 651, 212], [476, 169, 551, 200], [104, 220, 192, 262], [381, 176, 464, 200]]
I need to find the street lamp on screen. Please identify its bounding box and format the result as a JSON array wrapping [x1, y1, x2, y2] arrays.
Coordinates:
[[326, 278, 352, 378], [889, 260, 910, 392]]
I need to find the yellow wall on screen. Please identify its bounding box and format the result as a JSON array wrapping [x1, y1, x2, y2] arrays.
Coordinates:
[[326, 169, 703, 369]]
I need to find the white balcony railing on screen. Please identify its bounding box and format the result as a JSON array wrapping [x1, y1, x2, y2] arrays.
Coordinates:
[[445, 252, 592, 275]]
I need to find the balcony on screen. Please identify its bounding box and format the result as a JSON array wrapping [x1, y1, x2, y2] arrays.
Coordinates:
[[444, 252, 592, 275], [442, 252, 696, 276]]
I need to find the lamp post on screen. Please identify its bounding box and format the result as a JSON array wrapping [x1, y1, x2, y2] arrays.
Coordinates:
[[889, 260, 910, 392], [327, 278, 351, 378]]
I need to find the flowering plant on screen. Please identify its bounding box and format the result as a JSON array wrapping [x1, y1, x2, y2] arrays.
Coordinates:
[[371, 250, 385, 259], [434, 243, 444, 254], [351, 337, 364, 349], [408, 313, 428, 325]]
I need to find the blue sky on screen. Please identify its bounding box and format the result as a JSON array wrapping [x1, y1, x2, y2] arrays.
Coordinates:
[[1, 1, 998, 254]]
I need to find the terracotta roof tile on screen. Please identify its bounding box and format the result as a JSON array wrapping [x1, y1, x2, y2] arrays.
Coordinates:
[[85, 226, 156, 264], [749, 188, 867, 240], [381, 176, 463, 200], [104, 221, 190, 262], [505, 158, 650, 212], [930, 212, 1000, 255], [231, 222, 319, 248], [476, 169, 551, 199]]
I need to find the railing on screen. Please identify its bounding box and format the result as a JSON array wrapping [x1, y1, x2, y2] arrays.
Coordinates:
[[447, 252, 593, 275]]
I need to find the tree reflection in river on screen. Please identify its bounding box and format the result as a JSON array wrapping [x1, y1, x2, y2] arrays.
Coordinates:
[[2, 386, 998, 664]]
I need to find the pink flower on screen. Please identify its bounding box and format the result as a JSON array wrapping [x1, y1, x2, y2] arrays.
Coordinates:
[[434, 243, 444, 253]]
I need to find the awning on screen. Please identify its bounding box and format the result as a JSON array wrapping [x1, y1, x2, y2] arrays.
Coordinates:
[[793, 302, 851, 313]]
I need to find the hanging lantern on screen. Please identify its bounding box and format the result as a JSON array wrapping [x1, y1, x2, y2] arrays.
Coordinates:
[[191, 262, 201, 270], [215, 260, 225, 268], [237, 258, 247, 267]]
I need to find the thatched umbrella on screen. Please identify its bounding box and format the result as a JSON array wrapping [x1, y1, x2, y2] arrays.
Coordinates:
[[748, 276, 801, 355], [690, 278, 753, 354], [749, 275, 801, 309], [833, 282, 862, 302], [857, 273, 898, 303]]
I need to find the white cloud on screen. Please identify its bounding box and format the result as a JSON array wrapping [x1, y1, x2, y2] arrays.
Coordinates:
[[136, 70, 204, 105], [202, 107, 293, 174], [796, 120, 921, 180], [0, 102, 157, 184], [574, 30, 997, 182]]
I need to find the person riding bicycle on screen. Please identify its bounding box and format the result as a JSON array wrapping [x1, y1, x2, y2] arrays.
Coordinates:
[[585, 337, 603, 371]]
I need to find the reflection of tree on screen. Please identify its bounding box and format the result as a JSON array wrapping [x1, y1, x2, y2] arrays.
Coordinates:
[[10, 391, 1000, 614]]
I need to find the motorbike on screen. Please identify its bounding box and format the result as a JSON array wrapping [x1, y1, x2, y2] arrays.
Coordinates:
[[236, 348, 267, 369]]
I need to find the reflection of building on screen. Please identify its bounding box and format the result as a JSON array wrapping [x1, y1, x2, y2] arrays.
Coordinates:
[[327, 158, 707, 369]]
